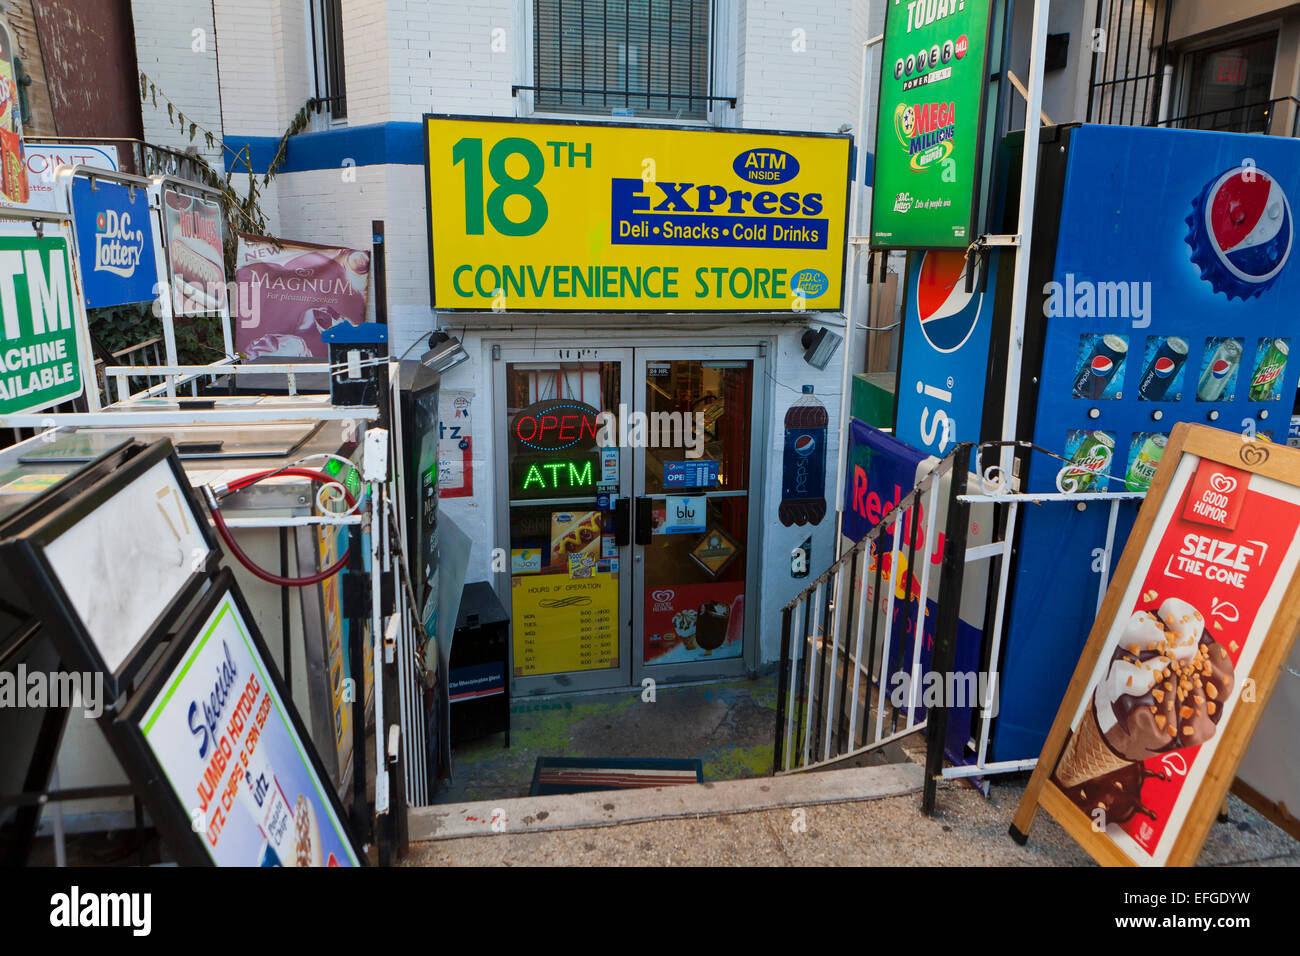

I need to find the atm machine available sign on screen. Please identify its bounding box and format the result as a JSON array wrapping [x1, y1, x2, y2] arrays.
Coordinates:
[[0, 231, 83, 414]]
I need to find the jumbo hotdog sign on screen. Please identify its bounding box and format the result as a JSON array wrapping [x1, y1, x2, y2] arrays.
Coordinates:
[[162, 187, 225, 315]]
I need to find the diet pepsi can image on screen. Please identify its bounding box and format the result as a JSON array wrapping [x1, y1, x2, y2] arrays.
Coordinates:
[[1186, 165, 1293, 301], [779, 385, 828, 527], [1249, 338, 1290, 402], [1196, 337, 1243, 401], [1137, 336, 1188, 401], [1060, 430, 1115, 493], [1072, 334, 1128, 399], [1125, 433, 1167, 492]]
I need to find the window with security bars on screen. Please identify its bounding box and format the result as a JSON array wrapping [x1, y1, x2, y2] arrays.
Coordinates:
[[533, 0, 712, 119], [310, 0, 347, 121]]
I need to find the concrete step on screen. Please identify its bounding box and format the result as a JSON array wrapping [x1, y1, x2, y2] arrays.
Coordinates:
[[408, 760, 923, 842]]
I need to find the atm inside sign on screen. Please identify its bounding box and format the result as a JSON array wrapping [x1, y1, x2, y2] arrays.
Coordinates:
[[0, 231, 82, 414]]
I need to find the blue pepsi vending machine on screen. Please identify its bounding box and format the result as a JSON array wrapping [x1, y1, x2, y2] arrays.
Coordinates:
[[992, 124, 1300, 761]]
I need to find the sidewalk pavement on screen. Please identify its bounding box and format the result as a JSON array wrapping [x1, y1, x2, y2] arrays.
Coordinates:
[[403, 761, 1300, 867]]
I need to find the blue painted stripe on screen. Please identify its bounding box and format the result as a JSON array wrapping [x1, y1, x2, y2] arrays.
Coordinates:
[[225, 121, 424, 174]]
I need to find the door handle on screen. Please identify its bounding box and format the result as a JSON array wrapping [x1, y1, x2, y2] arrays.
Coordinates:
[[635, 496, 653, 546], [613, 496, 630, 546]]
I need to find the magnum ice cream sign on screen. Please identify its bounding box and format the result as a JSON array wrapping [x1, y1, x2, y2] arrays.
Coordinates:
[[235, 234, 371, 359], [162, 188, 225, 315]]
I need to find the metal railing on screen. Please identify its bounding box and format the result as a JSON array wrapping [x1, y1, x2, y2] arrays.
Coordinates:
[[773, 443, 972, 813], [24, 137, 210, 181], [1155, 96, 1300, 138]]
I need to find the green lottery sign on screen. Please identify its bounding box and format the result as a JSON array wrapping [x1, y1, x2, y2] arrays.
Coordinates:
[[0, 230, 83, 414], [871, 0, 994, 250]]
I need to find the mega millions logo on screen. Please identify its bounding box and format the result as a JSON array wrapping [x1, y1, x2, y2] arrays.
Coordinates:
[[894, 101, 956, 171], [1187, 165, 1293, 300], [93, 208, 145, 279], [915, 250, 982, 353]]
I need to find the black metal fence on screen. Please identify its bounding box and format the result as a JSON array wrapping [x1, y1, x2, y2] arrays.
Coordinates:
[[773, 443, 972, 814]]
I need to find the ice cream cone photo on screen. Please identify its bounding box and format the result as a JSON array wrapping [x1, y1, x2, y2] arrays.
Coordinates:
[[1054, 707, 1133, 789]]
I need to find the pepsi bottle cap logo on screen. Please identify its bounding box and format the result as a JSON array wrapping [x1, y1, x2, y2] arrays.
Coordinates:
[[793, 434, 816, 455], [1188, 165, 1293, 299]]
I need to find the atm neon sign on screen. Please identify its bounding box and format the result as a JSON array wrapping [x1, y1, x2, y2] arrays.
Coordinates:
[[519, 459, 595, 492]]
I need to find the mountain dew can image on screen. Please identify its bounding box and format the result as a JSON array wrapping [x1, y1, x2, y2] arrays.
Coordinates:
[[1249, 338, 1290, 402], [1059, 430, 1115, 492], [1124, 433, 1167, 492]]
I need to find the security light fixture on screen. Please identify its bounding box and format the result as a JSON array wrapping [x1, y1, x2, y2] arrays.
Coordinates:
[[422, 331, 469, 374], [801, 326, 842, 370]]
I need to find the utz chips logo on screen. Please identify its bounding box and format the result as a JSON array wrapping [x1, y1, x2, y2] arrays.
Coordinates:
[[93, 208, 146, 278], [894, 101, 955, 171]]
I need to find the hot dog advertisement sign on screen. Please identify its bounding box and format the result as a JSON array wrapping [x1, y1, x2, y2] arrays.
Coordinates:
[[162, 187, 225, 315], [1013, 423, 1300, 865], [425, 115, 851, 312]]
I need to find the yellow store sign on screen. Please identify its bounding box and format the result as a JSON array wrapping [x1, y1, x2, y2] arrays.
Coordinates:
[[425, 115, 852, 312]]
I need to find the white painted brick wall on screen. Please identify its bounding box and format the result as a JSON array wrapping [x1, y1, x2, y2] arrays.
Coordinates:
[[213, 0, 313, 137], [133, 0, 226, 169]]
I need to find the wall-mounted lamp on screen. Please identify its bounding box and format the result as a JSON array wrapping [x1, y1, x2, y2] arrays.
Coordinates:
[[801, 326, 842, 370], [422, 330, 469, 374]]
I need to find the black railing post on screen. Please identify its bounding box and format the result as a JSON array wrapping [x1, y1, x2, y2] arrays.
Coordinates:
[[774, 606, 793, 774], [923, 444, 972, 815], [835, 547, 859, 757]]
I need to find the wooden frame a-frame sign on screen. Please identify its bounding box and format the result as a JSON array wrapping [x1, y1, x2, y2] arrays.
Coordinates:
[[1012, 423, 1300, 866]]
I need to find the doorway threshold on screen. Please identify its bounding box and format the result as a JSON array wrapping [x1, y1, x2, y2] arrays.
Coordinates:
[[435, 675, 782, 806], [409, 761, 924, 841]]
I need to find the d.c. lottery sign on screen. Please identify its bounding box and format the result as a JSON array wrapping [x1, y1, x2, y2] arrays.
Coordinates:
[[425, 116, 851, 312]]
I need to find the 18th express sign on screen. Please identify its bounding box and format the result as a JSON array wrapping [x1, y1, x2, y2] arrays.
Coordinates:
[[0, 229, 83, 414], [426, 116, 851, 312], [870, 0, 994, 250]]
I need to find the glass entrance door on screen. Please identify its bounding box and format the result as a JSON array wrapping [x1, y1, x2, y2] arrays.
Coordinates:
[[495, 345, 763, 695], [499, 352, 633, 695], [632, 348, 763, 684]]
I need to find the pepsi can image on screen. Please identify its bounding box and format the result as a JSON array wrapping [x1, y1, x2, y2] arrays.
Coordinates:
[[1137, 336, 1189, 401], [1072, 334, 1128, 399], [1196, 337, 1243, 401], [1186, 165, 1293, 300]]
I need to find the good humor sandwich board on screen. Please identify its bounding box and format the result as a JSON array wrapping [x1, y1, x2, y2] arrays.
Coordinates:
[[1011, 422, 1300, 865]]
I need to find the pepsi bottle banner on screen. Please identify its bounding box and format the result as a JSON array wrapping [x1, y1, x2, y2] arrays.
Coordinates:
[[999, 125, 1300, 763], [870, 0, 994, 249], [896, 249, 999, 456], [70, 177, 159, 309]]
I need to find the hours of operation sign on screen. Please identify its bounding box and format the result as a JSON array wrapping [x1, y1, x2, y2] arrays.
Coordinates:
[[425, 115, 852, 312]]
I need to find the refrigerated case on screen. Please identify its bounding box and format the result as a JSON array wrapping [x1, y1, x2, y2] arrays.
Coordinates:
[[0, 405, 371, 830], [992, 124, 1300, 761]]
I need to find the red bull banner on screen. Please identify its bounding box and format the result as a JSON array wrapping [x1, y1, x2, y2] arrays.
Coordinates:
[[235, 235, 372, 359]]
